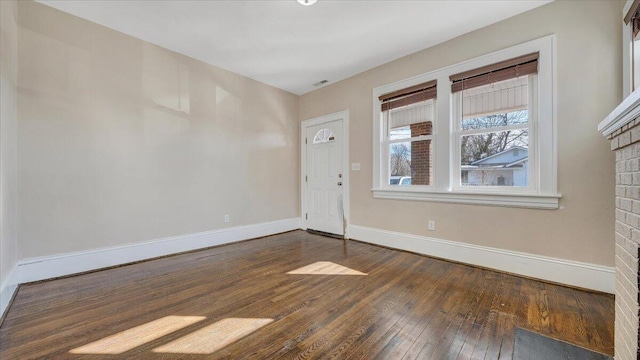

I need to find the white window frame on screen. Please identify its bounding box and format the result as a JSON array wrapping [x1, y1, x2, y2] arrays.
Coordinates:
[[451, 75, 537, 193], [372, 35, 560, 209], [382, 99, 437, 189], [624, 0, 635, 98]]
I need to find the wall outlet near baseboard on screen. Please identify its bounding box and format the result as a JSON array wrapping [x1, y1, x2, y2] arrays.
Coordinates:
[[428, 220, 435, 231], [224, 215, 230, 223]]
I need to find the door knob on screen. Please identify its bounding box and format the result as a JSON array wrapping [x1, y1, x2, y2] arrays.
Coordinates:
[[337, 182, 342, 186]]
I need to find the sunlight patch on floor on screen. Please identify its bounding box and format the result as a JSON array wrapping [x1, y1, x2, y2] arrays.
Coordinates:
[[286, 261, 367, 275], [69, 315, 205, 354], [153, 318, 273, 354]]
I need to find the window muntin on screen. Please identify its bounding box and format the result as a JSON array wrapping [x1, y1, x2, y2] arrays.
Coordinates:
[[626, 0, 640, 92], [383, 100, 435, 186], [313, 128, 335, 144], [633, 31, 640, 92], [455, 76, 534, 189], [379, 80, 437, 187], [372, 36, 557, 208]]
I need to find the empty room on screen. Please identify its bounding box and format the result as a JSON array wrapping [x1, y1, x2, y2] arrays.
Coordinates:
[[0, 0, 636, 358]]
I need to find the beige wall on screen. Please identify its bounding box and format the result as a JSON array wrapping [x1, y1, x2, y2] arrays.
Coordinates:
[[300, 0, 623, 266], [10, 0, 624, 267], [1, 0, 19, 285], [17, 1, 299, 258]]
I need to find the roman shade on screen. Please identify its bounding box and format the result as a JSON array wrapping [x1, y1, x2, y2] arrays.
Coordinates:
[[625, 0, 640, 24], [461, 76, 528, 118], [626, 0, 640, 37], [450, 53, 538, 92], [379, 80, 437, 111], [389, 102, 434, 129]]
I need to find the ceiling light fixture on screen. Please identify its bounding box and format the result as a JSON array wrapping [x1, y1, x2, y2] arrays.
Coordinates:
[[297, 0, 317, 6]]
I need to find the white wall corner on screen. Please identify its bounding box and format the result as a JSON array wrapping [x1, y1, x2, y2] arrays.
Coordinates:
[[0, 265, 19, 320], [15, 218, 301, 286], [349, 225, 615, 294]]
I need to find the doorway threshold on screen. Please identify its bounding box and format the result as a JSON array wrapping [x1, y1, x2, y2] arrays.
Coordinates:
[[306, 229, 344, 240]]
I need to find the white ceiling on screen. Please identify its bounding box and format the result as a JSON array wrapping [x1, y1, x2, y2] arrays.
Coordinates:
[[37, 0, 552, 95]]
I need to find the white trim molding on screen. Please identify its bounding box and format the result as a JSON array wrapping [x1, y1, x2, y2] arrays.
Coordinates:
[[349, 225, 615, 294], [1, 218, 300, 318], [372, 188, 560, 209], [623, 0, 634, 98], [301, 110, 350, 237], [7, 218, 300, 291], [17, 218, 300, 284], [599, 87, 640, 137], [0, 266, 19, 320], [372, 35, 558, 209]]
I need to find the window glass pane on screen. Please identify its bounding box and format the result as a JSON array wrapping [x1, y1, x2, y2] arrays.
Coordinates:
[[460, 129, 528, 187], [633, 33, 640, 91], [461, 110, 528, 131], [313, 128, 335, 144], [389, 125, 411, 141], [461, 75, 529, 130], [390, 121, 432, 141], [389, 140, 432, 186], [388, 100, 434, 140]]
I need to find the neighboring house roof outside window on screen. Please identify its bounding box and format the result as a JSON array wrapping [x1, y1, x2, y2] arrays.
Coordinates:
[[466, 146, 528, 169]]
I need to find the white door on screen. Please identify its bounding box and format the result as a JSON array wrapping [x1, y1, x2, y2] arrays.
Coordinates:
[[305, 120, 344, 236]]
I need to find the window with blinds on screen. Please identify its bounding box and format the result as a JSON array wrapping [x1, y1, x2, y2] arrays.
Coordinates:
[[450, 53, 538, 188], [372, 35, 558, 208], [626, 0, 640, 92], [379, 81, 436, 186]]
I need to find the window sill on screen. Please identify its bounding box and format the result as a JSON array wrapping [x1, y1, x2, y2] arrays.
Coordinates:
[[371, 188, 561, 209], [598, 87, 640, 137]]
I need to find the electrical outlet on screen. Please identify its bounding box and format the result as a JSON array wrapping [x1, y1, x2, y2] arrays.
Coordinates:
[[224, 214, 230, 223], [351, 163, 361, 171], [428, 220, 435, 231]]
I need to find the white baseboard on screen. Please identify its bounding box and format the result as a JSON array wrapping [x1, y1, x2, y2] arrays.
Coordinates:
[[348, 225, 615, 294], [2, 219, 612, 319], [15, 218, 301, 285], [0, 266, 19, 320], [1, 218, 300, 319]]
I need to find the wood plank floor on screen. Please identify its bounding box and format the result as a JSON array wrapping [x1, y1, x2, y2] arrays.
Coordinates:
[[0, 230, 614, 359]]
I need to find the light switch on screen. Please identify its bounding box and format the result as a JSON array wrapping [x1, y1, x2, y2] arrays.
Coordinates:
[[351, 163, 361, 171]]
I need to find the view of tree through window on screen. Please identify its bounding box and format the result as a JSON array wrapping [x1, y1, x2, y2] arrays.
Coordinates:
[[388, 120, 433, 186], [390, 142, 411, 176], [375, 41, 556, 205], [460, 111, 528, 165], [386, 100, 434, 186], [458, 75, 530, 187]]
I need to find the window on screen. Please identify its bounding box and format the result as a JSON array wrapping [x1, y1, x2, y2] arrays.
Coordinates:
[[451, 53, 537, 189], [379, 81, 436, 187], [313, 129, 335, 144], [634, 32, 640, 92], [625, 0, 640, 95], [372, 36, 559, 209]]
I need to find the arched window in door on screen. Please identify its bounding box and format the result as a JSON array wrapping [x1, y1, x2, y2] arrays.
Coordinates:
[[313, 129, 335, 144]]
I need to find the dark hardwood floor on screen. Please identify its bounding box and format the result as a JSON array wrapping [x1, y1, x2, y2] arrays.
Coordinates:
[[0, 230, 614, 359]]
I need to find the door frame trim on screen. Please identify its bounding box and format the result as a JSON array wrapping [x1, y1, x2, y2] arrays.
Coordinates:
[[301, 110, 350, 238]]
